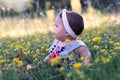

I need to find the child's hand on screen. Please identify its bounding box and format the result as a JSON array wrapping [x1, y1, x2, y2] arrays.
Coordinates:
[[37, 56, 50, 65], [43, 55, 50, 62]]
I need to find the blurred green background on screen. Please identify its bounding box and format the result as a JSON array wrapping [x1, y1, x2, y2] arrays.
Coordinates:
[[0, 0, 120, 80], [0, 0, 120, 17]]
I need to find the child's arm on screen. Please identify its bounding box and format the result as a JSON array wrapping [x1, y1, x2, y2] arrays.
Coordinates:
[[75, 46, 91, 67]]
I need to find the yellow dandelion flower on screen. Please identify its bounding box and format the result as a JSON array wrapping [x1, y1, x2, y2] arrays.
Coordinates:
[[84, 56, 90, 60], [75, 69, 81, 75], [87, 63, 92, 67], [100, 49, 106, 53], [23, 51, 30, 56], [0, 59, 6, 64], [8, 64, 12, 67], [33, 54, 37, 58], [63, 59, 67, 64], [50, 59, 58, 65], [36, 49, 39, 54], [111, 52, 116, 55], [13, 58, 19, 62], [80, 56, 84, 60], [93, 45, 99, 49], [81, 56, 90, 60], [75, 69, 84, 78], [69, 54, 74, 59], [41, 45, 45, 49], [109, 41, 114, 44], [109, 50, 113, 53], [73, 62, 83, 69], [66, 72, 72, 78], [87, 77, 91, 80], [34, 58, 38, 62], [43, 36, 47, 39], [0, 56, 3, 59], [65, 39, 71, 43], [41, 53, 45, 56], [50, 56, 61, 65], [104, 45, 108, 49], [95, 57, 100, 63], [108, 56, 112, 60], [59, 67, 65, 72], [106, 58, 110, 63], [114, 42, 120, 46], [17, 61, 23, 67], [102, 57, 108, 64], [46, 48, 50, 52], [0, 70, 2, 75], [26, 42, 31, 47], [97, 30, 101, 34], [115, 47, 120, 50], [13, 58, 23, 67], [92, 37, 101, 43]]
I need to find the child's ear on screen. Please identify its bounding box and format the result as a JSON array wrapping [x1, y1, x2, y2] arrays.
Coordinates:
[[65, 31, 69, 37]]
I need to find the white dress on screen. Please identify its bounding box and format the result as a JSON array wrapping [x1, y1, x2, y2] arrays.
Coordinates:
[[48, 39, 89, 59]]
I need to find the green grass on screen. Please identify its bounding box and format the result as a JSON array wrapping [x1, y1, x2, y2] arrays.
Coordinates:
[[0, 24, 120, 80], [0, 8, 120, 80]]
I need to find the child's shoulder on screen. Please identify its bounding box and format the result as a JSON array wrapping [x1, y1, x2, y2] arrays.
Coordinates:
[[74, 40, 91, 56], [65, 40, 86, 51]]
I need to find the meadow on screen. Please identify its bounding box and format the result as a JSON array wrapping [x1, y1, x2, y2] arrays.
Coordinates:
[[0, 9, 120, 80]]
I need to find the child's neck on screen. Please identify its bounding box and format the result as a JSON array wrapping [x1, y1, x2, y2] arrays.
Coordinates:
[[58, 41, 67, 47]]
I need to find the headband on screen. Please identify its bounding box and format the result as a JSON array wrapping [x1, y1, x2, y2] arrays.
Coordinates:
[[62, 9, 77, 38]]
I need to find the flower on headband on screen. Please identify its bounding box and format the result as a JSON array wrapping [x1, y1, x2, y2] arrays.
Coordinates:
[[65, 39, 71, 43]]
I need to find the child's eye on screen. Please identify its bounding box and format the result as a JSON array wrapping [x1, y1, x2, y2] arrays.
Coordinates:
[[55, 24, 58, 28], [56, 25, 58, 28]]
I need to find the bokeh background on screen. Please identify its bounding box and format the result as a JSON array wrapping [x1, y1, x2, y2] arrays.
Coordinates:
[[0, 0, 120, 80], [0, 0, 120, 37]]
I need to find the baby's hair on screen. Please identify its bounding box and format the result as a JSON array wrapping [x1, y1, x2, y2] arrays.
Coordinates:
[[58, 10, 84, 36]]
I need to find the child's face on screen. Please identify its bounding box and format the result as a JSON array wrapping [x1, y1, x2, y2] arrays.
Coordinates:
[[54, 16, 67, 41]]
